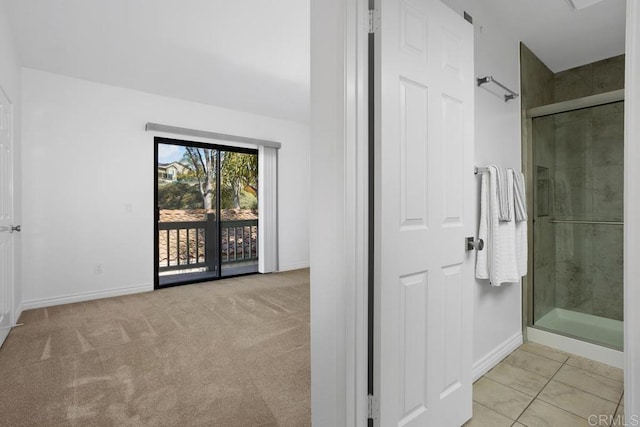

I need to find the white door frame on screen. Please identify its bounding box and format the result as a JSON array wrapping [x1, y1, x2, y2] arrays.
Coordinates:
[[624, 0, 640, 418], [342, 0, 370, 424], [310, 0, 369, 425]]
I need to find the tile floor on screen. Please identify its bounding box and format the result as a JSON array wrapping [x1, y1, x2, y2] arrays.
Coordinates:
[[466, 342, 625, 427]]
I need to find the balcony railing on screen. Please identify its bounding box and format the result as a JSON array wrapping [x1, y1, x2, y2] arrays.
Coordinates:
[[158, 214, 258, 273]]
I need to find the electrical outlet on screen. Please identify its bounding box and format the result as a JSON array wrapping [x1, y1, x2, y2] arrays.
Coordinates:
[[94, 264, 103, 274]]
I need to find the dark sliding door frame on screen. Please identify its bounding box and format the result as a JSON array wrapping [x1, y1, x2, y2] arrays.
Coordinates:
[[153, 136, 258, 289]]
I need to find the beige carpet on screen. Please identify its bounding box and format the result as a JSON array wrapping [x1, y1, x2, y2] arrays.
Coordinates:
[[0, 269, 310, 426]]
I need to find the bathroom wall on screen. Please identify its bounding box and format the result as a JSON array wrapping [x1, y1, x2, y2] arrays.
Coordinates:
[[442, 0, 524, 377]]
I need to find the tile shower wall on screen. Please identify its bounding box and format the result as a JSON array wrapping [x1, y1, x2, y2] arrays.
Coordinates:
[[554, 55, 625, 103], [521, 44, 556, 321], [520, 44, 554, 108]]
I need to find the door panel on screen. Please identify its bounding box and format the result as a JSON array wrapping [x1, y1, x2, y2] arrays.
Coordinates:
[[0, 87, 14, 346], [399, 78, 429, 229], [374, 0, 474, 425], [219, 150, 259, 277], [156, 142, 220, 287]]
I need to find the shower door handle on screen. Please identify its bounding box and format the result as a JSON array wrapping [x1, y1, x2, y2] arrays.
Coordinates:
[[466, 237, 484, 251]]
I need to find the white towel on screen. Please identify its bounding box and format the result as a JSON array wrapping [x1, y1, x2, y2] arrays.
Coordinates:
[[513, 170, 527, 222], [493, 165, 512, 222], [476, 166, 522, 286], [476, 171, 490, 280], [515, 213, 528, 277], [512, 169, 528, 277]]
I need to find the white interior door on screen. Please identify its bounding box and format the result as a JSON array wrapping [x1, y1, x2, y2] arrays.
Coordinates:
[[0, 87, 14, 347], [374, 0, 474, 425]]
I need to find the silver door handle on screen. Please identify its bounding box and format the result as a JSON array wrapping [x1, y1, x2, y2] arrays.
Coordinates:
[[466, 237, 484, 251], [11, 225, 20, 233]]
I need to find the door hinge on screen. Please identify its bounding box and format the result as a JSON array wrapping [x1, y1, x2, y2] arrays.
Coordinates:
[[368, 9, 379, 34], [367, 394, 379, 419]]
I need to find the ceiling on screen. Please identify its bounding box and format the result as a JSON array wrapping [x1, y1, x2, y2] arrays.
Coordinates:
[[3, 1, 626, 124], [468, 0, 626, 72], [3, 0, 310, 123]]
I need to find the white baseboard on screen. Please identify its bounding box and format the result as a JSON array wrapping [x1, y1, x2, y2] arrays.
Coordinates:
[[14, 304, 23, 324], [0, 328, 8, 348], [22, 283, 153, 310], [0, 304, 24, 348], [472, 332, 523, 381], [277, 260, 310, 272]]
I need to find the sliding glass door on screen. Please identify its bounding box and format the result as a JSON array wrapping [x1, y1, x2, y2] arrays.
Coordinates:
[[154, 137, 258, 288], [219, 150, 259, 277]]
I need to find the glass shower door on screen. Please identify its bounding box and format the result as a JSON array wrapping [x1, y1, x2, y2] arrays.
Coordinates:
[[531, 101, 624, 350]]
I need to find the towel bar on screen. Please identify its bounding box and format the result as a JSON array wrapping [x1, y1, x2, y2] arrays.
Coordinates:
[[477, 76, 519, 102], [549, 219, 623, 225]]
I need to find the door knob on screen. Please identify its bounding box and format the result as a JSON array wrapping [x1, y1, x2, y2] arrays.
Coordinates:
[[10, 225, 20, 233], [466, 237, 484, 251]]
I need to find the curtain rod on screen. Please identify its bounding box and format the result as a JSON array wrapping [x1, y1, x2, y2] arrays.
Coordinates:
[[145, 123, 282, 149]]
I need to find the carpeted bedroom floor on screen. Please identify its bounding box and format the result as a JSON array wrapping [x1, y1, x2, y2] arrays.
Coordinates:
[[0, 269, 310, 426]]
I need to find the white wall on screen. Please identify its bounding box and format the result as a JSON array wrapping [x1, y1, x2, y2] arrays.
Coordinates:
[[0, 0, 22, 319], [21, 68, 310, 307], [442, 0, 524, 373], [310, 0, 348, 423]]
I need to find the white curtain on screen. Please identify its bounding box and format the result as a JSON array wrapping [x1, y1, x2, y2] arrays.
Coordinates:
[[258, 146, 279, 273]]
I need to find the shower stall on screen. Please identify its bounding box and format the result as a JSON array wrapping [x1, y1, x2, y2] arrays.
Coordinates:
[[527, 93, 624, 360]]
